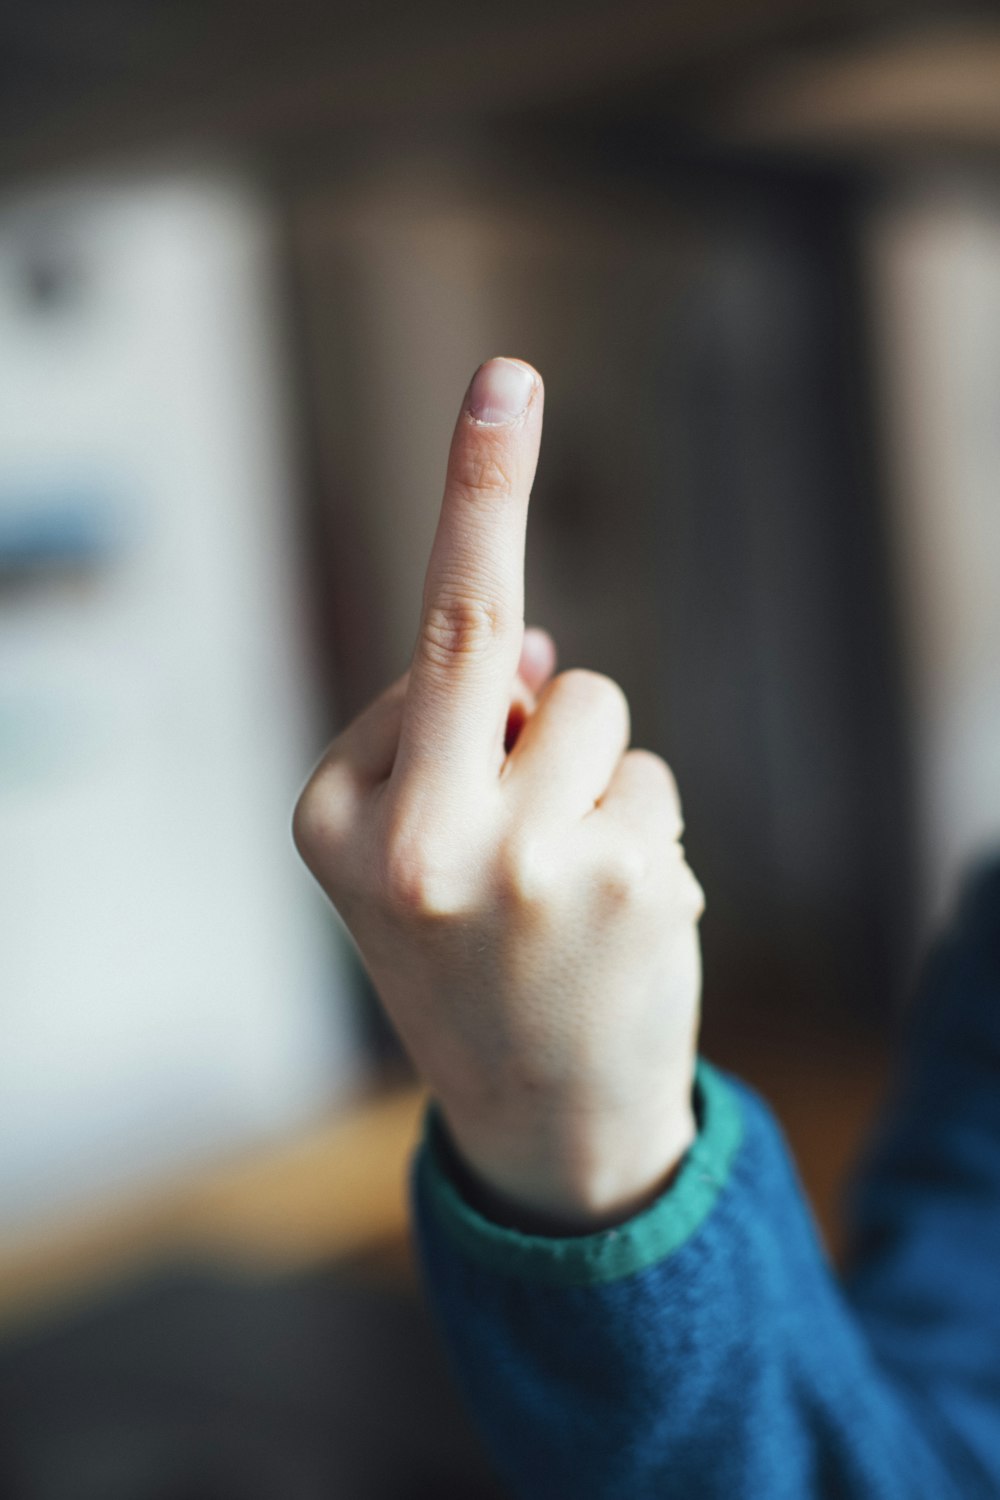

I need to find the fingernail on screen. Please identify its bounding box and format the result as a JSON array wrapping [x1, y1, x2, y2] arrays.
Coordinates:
[[466, 358, 536, 426], [521, 626, 556, 674]]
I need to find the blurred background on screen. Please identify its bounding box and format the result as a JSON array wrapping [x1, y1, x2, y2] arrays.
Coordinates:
[[1, 1, 999, 1495]]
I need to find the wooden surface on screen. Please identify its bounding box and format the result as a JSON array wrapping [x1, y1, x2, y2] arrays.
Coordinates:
[[0, 1038, 889, 1334], [0, 1081, 426, 1333]]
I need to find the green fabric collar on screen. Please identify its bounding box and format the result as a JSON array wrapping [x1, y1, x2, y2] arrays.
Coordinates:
[[417, 1059, 744, 1287]]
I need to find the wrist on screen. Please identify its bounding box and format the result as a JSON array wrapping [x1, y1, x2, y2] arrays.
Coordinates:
[[435, 1070, 698, 1234], [417, 1061, 745, 1287]]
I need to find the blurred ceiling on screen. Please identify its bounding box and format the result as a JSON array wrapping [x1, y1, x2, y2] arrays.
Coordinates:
[[1, 0, 996, 179]]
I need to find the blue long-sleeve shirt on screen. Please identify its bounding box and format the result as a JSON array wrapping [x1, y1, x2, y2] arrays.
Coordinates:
[[411, 859, 1000, 1498]]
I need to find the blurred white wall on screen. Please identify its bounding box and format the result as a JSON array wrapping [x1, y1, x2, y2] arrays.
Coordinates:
[[0, 171, 360, 1232], [868, 178, 1000, 935]]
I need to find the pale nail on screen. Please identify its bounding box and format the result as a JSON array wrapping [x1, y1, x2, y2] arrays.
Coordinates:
[[466, 358, 536, 425]]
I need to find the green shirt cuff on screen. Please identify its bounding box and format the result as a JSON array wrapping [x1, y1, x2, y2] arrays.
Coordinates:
[[415, 1058, 744, 1287]]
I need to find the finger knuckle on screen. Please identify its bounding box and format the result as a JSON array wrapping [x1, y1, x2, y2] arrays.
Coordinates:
[[683, 864, 706, 921], [496, 831, 557, 909], [292, 768, 353, 872], [420, 593, 507, 670], [450, 437, 514, 501], [628, 749, 681, 809], [597, 838, 648, 905], [555, 668, 630, 728], [379, 822, 463, 919]]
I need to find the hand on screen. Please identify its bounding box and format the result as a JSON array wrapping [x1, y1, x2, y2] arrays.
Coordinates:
[[294, 358, 704, 1232]]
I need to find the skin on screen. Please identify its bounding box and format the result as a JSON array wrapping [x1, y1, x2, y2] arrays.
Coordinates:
[[294, 357, 705, 1233]]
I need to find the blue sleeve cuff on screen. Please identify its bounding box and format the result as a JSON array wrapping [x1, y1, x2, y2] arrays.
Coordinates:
[[414, 1058, 745, 1287]]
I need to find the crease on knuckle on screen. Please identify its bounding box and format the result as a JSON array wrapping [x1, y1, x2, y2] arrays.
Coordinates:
[[420, 593, 507, 670], [450, 440, 514, 501]]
